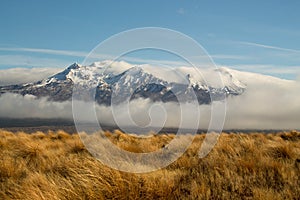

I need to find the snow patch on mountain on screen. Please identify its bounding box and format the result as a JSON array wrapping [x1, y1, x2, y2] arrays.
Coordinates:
[[0, 60, 248, 105]]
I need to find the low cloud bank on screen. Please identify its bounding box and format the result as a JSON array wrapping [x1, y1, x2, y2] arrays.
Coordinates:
[[0, 63, 299, 130], [224, 78, 300, 129], [0, 68, 62, 86], [0, 79, 300, 130], [0, 93, 73, 119]]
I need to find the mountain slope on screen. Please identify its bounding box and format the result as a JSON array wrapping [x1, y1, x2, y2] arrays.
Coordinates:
[[0, 61, 247, 105]]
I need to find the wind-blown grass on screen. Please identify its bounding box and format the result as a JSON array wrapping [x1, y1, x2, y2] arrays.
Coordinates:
[[0, 129, 299, 199]]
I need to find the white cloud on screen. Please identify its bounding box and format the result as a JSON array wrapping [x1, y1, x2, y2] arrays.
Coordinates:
[[0, 67, 62, 85], [210, 59, 300, 80], [0, 76, 299, 130], [224, 80, 300, 129], [0, 93, 73, 119], [239, 41, 300, 54], [120, 56, 187, 67], [4, 46, 296, 80], [226, 64, 300, 77], [0, 60, 300, 130]]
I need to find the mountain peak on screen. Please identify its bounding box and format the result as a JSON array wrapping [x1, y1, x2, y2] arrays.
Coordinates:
[[0, 60, 248, 105], [125, 65, 144, 74], [67, 62, 81, 70], [50, 63, 81, 81]]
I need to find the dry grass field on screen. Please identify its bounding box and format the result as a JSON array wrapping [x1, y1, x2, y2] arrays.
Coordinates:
[[0, 129, 299, 199]]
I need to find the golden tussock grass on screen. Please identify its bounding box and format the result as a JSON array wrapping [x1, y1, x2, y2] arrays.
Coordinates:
[[0, 129, 299, 199]]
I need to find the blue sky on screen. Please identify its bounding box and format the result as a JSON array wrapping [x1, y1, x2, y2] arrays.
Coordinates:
[[0, 0, 300, 79]]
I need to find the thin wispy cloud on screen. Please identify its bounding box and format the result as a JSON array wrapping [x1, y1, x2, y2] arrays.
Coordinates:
[[211, 54, 250, 60], [0, 46, 254, 62], [1, 46, 299, 81], [0, 47, 88, 57], [1, 46, 242, 68], [0, 47, 120, 61], [239, 41, 300, 54], [190, 54, 251, 61], [0, 47, 186, 66], [0, 55, 70, 68]]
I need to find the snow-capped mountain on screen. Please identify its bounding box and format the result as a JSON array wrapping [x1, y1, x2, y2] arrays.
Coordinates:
[[0, 60, 246, 105]]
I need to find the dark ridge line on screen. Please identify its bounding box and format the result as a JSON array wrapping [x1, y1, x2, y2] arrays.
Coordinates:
[[0, 118, 298, 134]]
